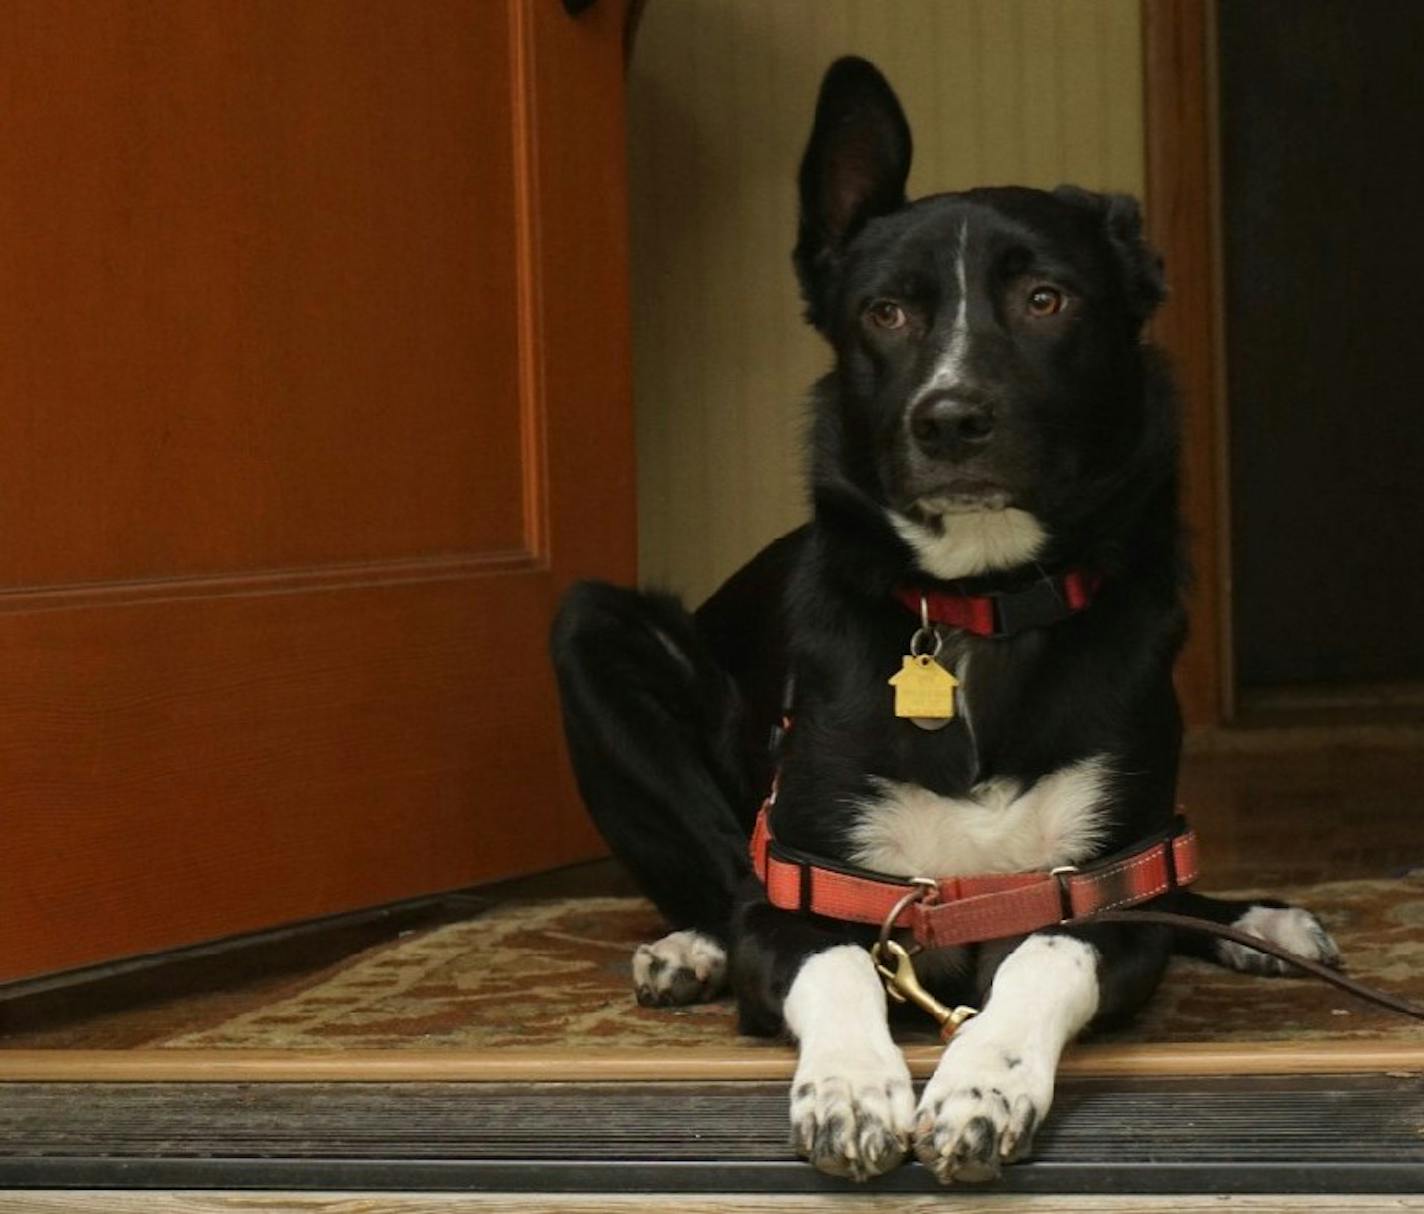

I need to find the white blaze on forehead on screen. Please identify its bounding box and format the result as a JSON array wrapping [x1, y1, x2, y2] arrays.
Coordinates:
[[954, 216, 968, 329], [891, 218, 1049, 581], [923, 219, 972, 392]]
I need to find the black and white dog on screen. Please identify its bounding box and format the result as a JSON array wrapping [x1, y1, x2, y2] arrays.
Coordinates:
[[553, 57, 1338, 1184]]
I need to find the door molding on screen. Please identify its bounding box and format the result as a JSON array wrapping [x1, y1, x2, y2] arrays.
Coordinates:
[[1142, 0, 1231, 728]]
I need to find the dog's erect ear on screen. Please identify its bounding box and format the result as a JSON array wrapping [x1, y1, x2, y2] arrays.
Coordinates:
[[794, 57, 912, 329], [1053, 186, 1167, 326]]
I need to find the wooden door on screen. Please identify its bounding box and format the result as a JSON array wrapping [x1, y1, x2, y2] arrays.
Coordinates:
[[0, 0, 634, 984]]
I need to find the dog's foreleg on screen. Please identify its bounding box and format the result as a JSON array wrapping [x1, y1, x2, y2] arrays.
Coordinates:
[[914, 932, 1099, 1184], [783, 945, 916, 1181]]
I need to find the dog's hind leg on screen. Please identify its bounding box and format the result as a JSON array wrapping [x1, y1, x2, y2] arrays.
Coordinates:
[[551, 580, 758, 1005], [1166, 889, 1341, 976]]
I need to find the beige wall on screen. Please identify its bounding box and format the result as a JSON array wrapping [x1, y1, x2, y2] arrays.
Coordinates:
[[628, 0, 1145, 606]]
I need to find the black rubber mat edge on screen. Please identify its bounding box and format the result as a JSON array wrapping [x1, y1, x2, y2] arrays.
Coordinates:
[[3, 1156, 1424, 1195], [3, 1074, 1422, 1195]]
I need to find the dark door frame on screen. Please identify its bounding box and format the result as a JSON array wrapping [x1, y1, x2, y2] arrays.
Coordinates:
[[1143, 0, 1231, 729]]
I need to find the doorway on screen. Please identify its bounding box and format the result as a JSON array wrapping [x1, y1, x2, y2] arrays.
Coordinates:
[[1218, 0, 1424, 720]]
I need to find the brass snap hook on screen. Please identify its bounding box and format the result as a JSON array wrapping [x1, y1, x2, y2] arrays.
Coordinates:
[[869, 879, 977, 1041], [871, 938, 979, 1041]]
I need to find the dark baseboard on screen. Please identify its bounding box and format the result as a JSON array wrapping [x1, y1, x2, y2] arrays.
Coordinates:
[[0, 858, 633, 1041], [0, 895, 471, 1040]]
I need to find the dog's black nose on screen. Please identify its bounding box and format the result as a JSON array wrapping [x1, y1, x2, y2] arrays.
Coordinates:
[[909, 392, 995, 457]]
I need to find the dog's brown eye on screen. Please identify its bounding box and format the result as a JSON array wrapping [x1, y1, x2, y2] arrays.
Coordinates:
[[1027, 286, 1065, 317], [866, 300, 907, 330]]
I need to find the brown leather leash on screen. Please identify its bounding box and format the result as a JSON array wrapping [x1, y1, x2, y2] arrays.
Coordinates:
[[874, 904, 1424, 1041], [860, 888, 1424, 1036], [1083, 908, 1424, 1021], [877, 907, 1424, 1043]]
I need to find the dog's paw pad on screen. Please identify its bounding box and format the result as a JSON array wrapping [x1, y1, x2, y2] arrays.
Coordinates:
[[1216, 905, 1341, 977], [789, 1057, 915, 1181], [632, 931, 727, 1006]]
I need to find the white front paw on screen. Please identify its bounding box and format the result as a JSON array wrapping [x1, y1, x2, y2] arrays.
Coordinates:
[[789, 1050, 915, 1182], [913, 1025, 1052, 1183]]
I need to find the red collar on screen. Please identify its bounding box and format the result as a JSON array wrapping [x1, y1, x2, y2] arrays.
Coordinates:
[[750, 804, 1197, 948], [894, 569, 1102, 638]]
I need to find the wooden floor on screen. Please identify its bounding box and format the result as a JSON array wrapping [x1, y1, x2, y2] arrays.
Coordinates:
[[1176, 725, 1424, 887]]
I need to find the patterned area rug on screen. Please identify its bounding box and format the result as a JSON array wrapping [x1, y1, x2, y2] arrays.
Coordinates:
[[161, 875, 1424, 1049]]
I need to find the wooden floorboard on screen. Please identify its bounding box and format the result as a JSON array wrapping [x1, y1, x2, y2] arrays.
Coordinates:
[[1, 1039, 1421, 1083]]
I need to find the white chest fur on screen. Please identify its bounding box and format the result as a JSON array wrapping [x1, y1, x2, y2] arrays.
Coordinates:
[[847, 755, 1112, 878]]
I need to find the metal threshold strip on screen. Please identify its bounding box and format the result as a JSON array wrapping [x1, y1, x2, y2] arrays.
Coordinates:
[[3, 1039, 1423, 1081], [2, 1074, 1423, 1195]]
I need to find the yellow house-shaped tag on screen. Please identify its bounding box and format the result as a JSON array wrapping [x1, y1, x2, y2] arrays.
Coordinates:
[[889, 654, 959, 720]]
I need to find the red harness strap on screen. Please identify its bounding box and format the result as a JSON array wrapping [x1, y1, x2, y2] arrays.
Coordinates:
[[749, 804, 1199, 949]]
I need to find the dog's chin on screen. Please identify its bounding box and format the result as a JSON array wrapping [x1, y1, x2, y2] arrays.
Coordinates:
[[886, 488, 1046, 581], [898, 483, 1015, 526]]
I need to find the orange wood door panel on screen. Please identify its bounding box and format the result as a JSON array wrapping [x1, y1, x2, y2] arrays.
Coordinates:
[[0, 0, 634, 983]]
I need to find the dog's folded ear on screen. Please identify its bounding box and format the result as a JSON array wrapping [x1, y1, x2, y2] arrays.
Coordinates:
[[795, 57, 912, 331], [1053, 186, 1167, 326]]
